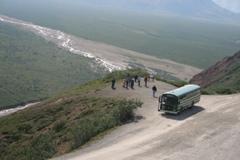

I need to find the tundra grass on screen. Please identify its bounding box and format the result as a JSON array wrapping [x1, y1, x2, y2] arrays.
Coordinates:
[[0, 21, 105, 109], [0, 73, 143, 159]]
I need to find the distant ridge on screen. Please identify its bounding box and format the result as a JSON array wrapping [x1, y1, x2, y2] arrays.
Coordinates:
[[84, 0, 240, 21], [190, 51, 240, 91]]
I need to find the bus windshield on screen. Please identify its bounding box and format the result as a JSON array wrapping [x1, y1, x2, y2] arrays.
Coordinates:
[[162, 95, 178, 105]]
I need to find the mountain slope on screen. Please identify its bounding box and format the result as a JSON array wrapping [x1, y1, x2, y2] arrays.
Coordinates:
[[84, 0, 240, 21], [190, 50, 240, 92], [213, 0, 240, 13]]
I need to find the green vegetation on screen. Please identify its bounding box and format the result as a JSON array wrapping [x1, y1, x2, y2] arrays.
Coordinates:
[[208, 62, 240, 94], [206, 59, 240, 94], [169, 81, 189, 87], [0, 21, 104, 109], [0, 71, 143, 160], [0, 0, 240, 69], [215, 87, 237, 94], [200, 88, 214, 95]]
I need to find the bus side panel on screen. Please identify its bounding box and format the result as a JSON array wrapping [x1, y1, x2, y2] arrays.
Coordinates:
[[180, 94, 201, 110]]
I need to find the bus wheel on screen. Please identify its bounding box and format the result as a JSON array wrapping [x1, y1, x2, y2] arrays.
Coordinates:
[[190, 102, 194, 109]]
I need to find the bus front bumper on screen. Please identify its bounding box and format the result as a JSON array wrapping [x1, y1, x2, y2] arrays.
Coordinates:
[[159, 110, 179, 114]]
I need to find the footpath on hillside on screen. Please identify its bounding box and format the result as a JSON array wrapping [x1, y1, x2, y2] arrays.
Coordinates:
[[93, 78, 176, 101]]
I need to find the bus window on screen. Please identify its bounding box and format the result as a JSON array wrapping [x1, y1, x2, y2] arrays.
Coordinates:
[[162, 95, 178, 105]]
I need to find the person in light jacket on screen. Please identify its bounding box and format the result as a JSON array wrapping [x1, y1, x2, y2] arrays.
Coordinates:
[[137, 76, 141, 87]]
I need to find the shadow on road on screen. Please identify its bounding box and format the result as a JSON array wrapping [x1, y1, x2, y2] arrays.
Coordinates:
[[125, 115, 144, 124], [160, 105, 205, 120]]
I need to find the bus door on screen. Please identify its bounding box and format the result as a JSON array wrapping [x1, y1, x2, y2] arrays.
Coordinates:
[[158, 96, 161, 111]]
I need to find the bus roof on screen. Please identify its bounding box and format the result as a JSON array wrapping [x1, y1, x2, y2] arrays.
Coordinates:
[[162, 84, 200, 97]]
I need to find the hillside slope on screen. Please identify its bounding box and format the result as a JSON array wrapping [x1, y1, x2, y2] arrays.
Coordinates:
[[53, 80, 240, 160], [190, 51, 240, 92], [0, 21, 104, 109], [0, 69, 147, 159], [1, 69, 240, 160]]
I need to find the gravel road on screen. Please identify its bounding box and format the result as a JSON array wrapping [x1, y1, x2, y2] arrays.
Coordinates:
[[52, 80, 240, 160]]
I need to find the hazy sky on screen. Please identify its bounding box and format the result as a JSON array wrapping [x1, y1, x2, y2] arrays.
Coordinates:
[[212, 0, 240, 13]]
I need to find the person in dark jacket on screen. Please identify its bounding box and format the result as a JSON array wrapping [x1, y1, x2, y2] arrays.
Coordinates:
[[131, 78, 134, 89], [134, 75, 138, 82], [152, 85, 157, 97], [111, 78, 116, 89]]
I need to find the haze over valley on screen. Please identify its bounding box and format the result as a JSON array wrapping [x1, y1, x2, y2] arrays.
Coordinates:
[[0, 0, 240, 69], [213, 0, 240, 13]]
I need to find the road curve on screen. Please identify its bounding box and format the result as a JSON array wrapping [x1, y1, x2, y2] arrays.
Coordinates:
[[52, 80, 240, 160]]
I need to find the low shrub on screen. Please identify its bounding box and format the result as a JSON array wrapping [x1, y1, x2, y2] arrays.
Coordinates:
[[6, 134, 56, 160], [53, 120, 67, 133], [113, 99, 143, 124], [170, 81, 189, 87], [70, 99, 143, 151], [200, 88, 214, 95], [17, 122, 33, 134], [215, 87, 236, 94]]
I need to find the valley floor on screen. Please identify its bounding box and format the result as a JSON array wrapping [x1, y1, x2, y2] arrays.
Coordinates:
[[52, 80, 240, 160], [0, 14, 202, 81]]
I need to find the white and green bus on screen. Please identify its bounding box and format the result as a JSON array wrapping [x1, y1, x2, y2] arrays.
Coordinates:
[[158, 84, 201, 114]]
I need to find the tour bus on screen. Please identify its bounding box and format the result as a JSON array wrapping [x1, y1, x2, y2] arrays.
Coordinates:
[[158, 84, 201, 114]]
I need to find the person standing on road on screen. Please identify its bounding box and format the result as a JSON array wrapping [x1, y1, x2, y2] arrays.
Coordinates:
[[131, 78, 134, 89], [123, 78, 126, 88], [152, 85, 157, 97], [127, 75, 132, 89], [126, 74, 131, 89], [137, 76, 141, 87], [144, 76, 148, 87], [134, 75, 138, 82], [111, 78, 116, 89]]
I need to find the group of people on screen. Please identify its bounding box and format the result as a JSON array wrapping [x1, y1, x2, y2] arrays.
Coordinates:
[[121, 74, 141, 89], [111, 74, 158, 97]]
